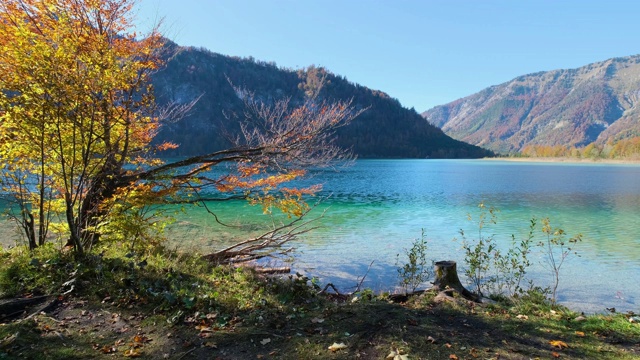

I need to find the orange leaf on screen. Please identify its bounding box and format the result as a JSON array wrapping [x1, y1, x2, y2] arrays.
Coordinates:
[[449, 355, 458, 360], [552, 351, 561, 358], [100, 345, 116, 354], [123, 348, 143, 357], [549, 340, 568, 349], [133, 335, 150, 343], [575, 331, 585, 337]]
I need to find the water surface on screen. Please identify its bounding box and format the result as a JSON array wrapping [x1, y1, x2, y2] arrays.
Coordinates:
[[3, 159, 639, 313], [173, 159, 640, 313]]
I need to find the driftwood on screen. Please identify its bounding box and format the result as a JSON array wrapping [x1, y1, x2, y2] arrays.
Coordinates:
[[0, 295, 59, 322], [201, 209, 323, 264], [253, 266, 291, 275], [319, 283, 349, 301]]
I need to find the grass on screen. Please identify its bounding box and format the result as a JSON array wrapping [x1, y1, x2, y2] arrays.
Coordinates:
[[1, 245, 639, 359]]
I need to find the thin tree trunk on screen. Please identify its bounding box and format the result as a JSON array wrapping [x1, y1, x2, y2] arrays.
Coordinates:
[[65, 193, 83, 254]]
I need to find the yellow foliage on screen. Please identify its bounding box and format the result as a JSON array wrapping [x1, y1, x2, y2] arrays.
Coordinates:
[[0, 0, 165, 251]]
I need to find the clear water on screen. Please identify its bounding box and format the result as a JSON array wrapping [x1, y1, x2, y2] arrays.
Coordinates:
[[293, 160, 640, 312], [3, 159, 639, 313], [162, 159, 640, 313]]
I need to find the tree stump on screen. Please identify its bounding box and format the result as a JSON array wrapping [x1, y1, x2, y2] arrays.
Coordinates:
[[432, 260, 479, 302]]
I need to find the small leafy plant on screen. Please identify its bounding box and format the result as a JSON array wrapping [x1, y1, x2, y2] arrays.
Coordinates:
[[459, 204, 536, 298], [538, 218, 582, 303], [396, 229, 432, 294], [459, 203, 498, 297], [494, 218, 536, 296]]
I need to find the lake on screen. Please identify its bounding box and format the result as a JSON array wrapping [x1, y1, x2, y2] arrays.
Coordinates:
[[164, 159, 640, 313], [2, 159, 639, 313]]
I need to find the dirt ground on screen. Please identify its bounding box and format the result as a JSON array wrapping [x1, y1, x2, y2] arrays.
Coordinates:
[[2, 291, 639, 360]]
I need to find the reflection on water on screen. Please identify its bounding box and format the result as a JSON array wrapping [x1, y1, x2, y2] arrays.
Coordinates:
[[2, 160, 639, 313], [161, 160, 640, 312], [323, 161, 640, 312]]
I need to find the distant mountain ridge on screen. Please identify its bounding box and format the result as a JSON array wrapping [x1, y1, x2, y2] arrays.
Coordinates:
[[421, 55, 640, 153], [151, 42, 492, 159]]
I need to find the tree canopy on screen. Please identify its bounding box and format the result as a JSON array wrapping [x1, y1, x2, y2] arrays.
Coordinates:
[[0, 0, 360, 259]]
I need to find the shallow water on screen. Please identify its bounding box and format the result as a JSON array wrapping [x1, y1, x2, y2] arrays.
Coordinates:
[[3, 159, 639, 313], [157, 159, 640, 313]]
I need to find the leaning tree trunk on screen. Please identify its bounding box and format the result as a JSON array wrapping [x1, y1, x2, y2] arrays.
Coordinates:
[[432, 260, 480, 302]]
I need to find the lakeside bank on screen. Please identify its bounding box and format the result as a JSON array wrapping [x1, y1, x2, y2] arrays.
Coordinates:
[[484, 156, 640, 165]]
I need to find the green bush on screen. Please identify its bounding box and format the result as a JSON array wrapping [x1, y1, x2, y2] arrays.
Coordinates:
[[396, 229, 432, 294]]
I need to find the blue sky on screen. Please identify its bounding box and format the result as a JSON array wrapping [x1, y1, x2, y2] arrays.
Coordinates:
[[136, 0, 640, 112]]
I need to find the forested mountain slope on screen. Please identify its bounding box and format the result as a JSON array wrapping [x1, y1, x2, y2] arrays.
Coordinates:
[[422, 55, 640, 154], [152, 43, 492, 158]]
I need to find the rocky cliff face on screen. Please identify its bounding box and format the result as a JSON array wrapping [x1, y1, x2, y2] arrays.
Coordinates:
[[422, 55, 640, 153]]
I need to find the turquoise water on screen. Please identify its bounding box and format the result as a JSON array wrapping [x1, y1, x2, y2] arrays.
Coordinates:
[[3, 159, 638, 312], [168, 159, 640, 313]]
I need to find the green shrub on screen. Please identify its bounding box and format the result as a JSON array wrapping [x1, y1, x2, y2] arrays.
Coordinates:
[[538, 217, 582, 303], [458, 204, 535, 298], [396, 229, 432, 294]]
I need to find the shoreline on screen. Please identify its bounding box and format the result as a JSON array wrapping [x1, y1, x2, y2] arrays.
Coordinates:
[[483, 156, 640, 165]]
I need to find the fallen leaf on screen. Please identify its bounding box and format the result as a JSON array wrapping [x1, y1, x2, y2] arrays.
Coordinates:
[[123, 348, 143, 357], [196, 324, 213, 332], [426, 335, 436, 344], [311, 317, 325, 324], [575, 331, 585, 337], [449, 354, 459, 360], [516, 314, 529, 320], [552, 351, 561, 358], [328, 342, 348, 352], [549, 340, 568, 349], [0, 332, 20, 347], [387, 348, 409, 360], [260, 338, 271, 345], [203, 341, 217, 348], [100, 345, 116, 354], [445, 343, 452, 348], [133, 335, 150, 343]]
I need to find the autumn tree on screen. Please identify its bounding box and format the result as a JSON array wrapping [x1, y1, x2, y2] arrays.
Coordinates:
[[0, 0, 361, 259]]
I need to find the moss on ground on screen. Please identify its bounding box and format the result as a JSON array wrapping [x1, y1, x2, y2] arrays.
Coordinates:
[[1, 246, 639, 359]]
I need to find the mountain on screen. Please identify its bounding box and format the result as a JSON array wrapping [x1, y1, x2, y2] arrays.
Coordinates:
[[421, 55, 640, 154], [151, 43, 493, 158]]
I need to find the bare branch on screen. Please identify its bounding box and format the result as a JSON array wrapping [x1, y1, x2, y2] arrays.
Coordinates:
[[201, 207, 325, 264]]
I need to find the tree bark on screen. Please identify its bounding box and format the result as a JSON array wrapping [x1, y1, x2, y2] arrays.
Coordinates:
[[432, 260, 480, 302]]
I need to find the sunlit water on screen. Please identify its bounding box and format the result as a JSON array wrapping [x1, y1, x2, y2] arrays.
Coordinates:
[[2, 160, 639, 313]]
